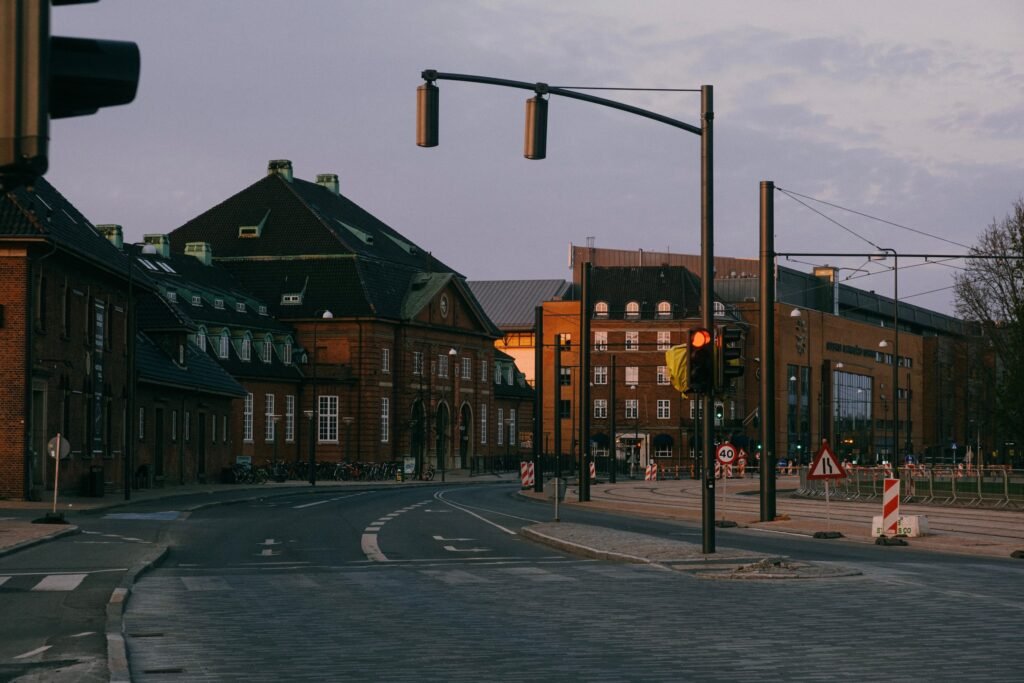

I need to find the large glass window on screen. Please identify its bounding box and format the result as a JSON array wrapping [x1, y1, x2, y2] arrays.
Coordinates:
[[625, 399, 638, 420], [657, 331, 671, 351], [787, 364, 810, 462], [594, 366, 608, 385], [832, 370, 873, 462], [625, 331, 639, 351], [319, 395, 339, 443], [594, 399, 607, 419], [594, 331, 608, 351]]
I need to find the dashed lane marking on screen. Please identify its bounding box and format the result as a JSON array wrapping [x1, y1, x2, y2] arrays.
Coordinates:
[[32, 573, 87, 591], [14, 646, 52, 659]]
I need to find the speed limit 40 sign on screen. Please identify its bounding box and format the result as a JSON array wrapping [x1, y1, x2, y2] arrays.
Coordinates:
[[716, 442, 737, 465]]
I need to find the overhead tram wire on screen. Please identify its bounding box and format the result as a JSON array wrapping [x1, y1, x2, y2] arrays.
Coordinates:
[[776, 187, 975, 251]]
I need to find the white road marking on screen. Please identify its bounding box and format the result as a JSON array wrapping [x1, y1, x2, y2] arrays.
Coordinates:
[[362, 532, 388, 562], [0, 576, 9, 587], [260, 539, 280, 546], [14, 646, 51, 659], [443, 545, 489, 553], [435, 491, 518, 535], [292, 492, 368, 509], [432, 535, 474, 541], [70, 632, 95, 638], [33, 573, 87, 591], [259, 549, 279, 556]]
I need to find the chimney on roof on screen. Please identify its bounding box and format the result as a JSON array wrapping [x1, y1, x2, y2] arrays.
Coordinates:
[[316, 173, 339, 195], [143, 234, 171, 259], [97, 224, 123, 249], [184, 242, 213, 266], [267, 159, 293, 182]]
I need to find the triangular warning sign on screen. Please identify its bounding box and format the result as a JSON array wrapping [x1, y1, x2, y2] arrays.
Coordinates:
[[807, 440, 846, 480]]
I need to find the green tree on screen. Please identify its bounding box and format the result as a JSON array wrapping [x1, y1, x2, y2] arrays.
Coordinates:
[[954, 197, 1024, 450]]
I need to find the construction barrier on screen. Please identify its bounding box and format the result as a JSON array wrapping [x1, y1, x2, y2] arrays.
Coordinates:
[[880, 478, 900, 536], [644, 463, 658, 481], [520, 461, 535, 488], [589, 461, 597, 481]]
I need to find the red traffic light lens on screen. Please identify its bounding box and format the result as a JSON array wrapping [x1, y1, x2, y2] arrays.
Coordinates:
[[690, 329, 711, 348]]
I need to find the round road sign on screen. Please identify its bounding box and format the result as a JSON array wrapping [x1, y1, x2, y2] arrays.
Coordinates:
[[47, 435, 71, 459], [716, 442, 737, 465]]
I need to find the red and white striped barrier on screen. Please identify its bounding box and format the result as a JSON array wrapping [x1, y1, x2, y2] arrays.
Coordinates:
[[644, 463, 658, 481], [589, 461, 597, 481], [737, 457, 746, 477], [520, 461, 534, 488], [881, 478, 900, 536], [714, 461, 734, 479]]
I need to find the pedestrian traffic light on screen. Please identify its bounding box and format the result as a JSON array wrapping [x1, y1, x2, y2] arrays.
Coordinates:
[[687, 327, 714, 394], [717, 325, 744, 390], [714, 401, 724, 422], [1, 0, 140, 188]]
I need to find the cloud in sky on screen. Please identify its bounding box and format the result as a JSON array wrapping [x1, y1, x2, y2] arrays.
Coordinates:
[[46, 0, 1024, 314]]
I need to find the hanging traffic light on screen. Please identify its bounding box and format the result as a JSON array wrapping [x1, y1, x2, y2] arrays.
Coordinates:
[[416, 76, 438, 147], [687, 327, 714, 395], [1, 0, 140, 188], [524, 93, 547, 160], [717, 325, 745, 390]]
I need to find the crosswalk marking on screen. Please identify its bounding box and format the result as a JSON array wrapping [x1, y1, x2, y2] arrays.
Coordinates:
[[32, 573, 87, 591], [0, 576, 10, 587]]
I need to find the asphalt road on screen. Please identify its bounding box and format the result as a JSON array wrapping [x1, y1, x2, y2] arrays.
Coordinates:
[[115, 484, 1022, 682]]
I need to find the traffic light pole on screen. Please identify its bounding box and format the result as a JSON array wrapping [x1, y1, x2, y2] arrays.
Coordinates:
[[700, 86, 715, 554]]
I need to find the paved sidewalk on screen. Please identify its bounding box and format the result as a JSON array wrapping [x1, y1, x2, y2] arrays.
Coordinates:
[[520, 475, 1024, 561], [0, 469, 516, 556]]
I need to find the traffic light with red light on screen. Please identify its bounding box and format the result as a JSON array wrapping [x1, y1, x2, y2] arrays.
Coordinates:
[[687, 327, 714, 394]]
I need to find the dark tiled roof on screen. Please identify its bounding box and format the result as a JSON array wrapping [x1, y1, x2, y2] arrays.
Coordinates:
[[469, 279, 570, 330], [169, 173, 454, 273], [202, 343, 305, 383], [136, 333, 247, 398], [1, 178, 142, 283], [589, 266, 702, 319]]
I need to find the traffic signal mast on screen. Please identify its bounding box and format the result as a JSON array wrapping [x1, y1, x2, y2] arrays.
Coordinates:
[[687, 327, 714, 395], [716, 325, 745, 392]]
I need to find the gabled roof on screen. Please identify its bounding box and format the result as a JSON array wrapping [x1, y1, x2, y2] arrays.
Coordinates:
[[469, 279, 570, 330], [168, 171, 454, 272]]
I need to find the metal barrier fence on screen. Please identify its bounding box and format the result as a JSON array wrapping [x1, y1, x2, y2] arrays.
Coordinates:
[[800, 466, 1024, 509]]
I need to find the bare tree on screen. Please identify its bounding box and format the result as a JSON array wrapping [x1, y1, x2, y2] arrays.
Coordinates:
[[954, 197, 1024, 449]]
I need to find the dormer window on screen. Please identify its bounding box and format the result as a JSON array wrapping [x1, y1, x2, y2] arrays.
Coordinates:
[[625, 301, 640, 319], [166, 291, 177, 303], [594, 301, 609, 318], [240, 335, 252, 362], [218, 331, 230, 359], [281, 293, 302, 305], [262, 336, 273, 363], [214, 298, 224, 310], [282, 340, 292, 365], [258, 305, 267, 315], [236, 302, 246, 313], [195, 326, 207, 352], [191, 295, 202, 307], [656, 301, 671, 318]]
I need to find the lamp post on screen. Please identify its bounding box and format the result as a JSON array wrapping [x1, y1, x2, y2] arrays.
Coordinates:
[[442, 347, 456, 482], [342, 416, 354, 461], [310, 309, 333, 486], [303, 409, 314, 482], [124, 242, 156, 501]]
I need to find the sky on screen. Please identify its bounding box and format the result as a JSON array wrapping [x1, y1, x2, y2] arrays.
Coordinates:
[[46, 0, 1024, 316]]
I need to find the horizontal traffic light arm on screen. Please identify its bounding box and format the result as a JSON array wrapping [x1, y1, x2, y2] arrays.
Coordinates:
[[420, 70, 701, 136]]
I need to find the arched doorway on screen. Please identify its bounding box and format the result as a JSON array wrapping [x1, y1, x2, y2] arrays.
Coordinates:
[[458, 403, 473, 469], [410, 400, 426, 475], [435, 402, 450, 471]]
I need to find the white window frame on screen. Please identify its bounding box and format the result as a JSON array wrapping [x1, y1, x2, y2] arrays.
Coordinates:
[[625, 399, 638, 420], [625, 366, 639, 386], [657, 365, 669, 385], [594, 366, 608, 385], [285, 395, 295, 442], [219, 331, 230, 359], [319, 395, 339, 443], [594, 301, 609, 318], [461, 357, 471, 380], [509, 409, 516, 447], [243, 393, 253, 442], [240, 335, 252, 362], [594, 330, 608, 351], [625, 301, 640, 319], [262, 337, 273, 363], [381, 348, 391, 374], [625, 331, 639, 351], [413, 351, 423, 375], [657, 399, 671, 419], [265, 394, 276, 441], [594, 399, 607, 419], [480, 359, 488, 381], [438, 354, 449, 378], [283, 341, 292, 365], [380, 397, 390, 442], [657, 330, 671, 351], [656, 301, 672, 318], [480, 403, 487, 445], [497, 408, 504, 446]]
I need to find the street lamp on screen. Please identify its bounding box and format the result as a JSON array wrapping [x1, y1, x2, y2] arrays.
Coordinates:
[[310, 309, 333, 486], [443, 347, 457, 482], [342, 416, 354, 461], [125, 241, 156, 500]]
